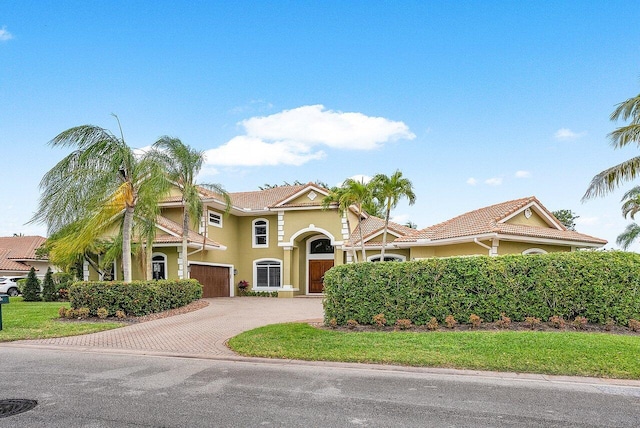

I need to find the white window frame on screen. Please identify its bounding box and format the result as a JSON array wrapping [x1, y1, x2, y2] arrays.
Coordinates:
[[367, 254, 407, 262], [522, 248, 548, 255], [152, 252, 168, 280], [208, 210, 223, 228], [253, 258, 282, 290], [252, 218, 269, 248]]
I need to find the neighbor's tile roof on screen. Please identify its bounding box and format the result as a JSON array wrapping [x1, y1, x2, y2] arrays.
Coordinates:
[[0, 236, 47, 260], [395, 196, 607, 245], [155, 216, 222, 248], [0, 249, 32, 271]]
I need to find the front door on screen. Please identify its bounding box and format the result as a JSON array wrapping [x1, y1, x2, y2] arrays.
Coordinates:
[[309, 260, 333, 294]]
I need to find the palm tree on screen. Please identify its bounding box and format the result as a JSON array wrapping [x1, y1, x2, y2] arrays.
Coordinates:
[[583, 93, 640, 199], [371, 170, 416, 260], [31, 118, 169, 282], [151, 137, 231, 278], [323, 178, 372, 262], [617, 223, 640, 250]]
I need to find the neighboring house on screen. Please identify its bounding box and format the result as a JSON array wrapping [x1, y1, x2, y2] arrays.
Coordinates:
[[0, 235, 52, 279], [83, 185, 607, 298]]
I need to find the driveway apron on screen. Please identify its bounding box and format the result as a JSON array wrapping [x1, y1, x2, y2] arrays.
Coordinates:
[[8, 297, 324, 358]]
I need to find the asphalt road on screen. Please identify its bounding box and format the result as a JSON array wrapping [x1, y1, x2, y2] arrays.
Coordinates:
[[0, 347, 639, 427]]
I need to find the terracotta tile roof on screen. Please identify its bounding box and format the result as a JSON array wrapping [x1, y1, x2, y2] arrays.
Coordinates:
[[225, 184, 309, 210], [347, 216, 416, 246], [0, 249, 32, 271], [395, 196, 607, 245], [0, 236, 47, 260], [155, 216, 222, 248]]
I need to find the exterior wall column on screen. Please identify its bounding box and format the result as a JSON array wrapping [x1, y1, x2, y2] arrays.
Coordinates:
[[177, 246, 184, 279], [491, 238, 500, 256], [278, 246, 295, 298]]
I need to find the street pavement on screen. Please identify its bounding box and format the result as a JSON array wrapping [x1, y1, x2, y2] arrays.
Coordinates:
[[0, 347, 639, 427]]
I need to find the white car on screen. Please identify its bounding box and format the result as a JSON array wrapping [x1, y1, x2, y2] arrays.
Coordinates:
[[0, 276, 26, 296]]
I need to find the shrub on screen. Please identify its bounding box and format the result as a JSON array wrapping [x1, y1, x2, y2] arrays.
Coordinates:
[[346, 319, 359, 329], [243, 290, 278, 297], [573, 316, 588, 330], [426, 317, 439, 331], [323, 252, 640, 326], [65, 308, 77, 319], [524, 316, 541, 329], [605, 319, 615, 331], [549, 315, 565, 329], [57, 288, 69, 301], [628, 319, 640, 332], [495, 313, 511, 329], [42, 267, 57, 302], [69, 279, 202, 316], [469, 314, 482, 329], [395, 319, 412, 330], [22, 267, 41, 302], [76, 307, 90, 319], [372, 313, 387, 329], [115, 310, 126, 319], [96, 307, 108, 319], [444, 315, 457, 329], [58, 306, 67, 318], [327, 318, 338, 329]]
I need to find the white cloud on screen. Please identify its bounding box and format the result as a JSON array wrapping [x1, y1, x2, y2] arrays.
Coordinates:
[[0, 26, 13, 41], [575, 216, 599, 226], [204, 135, 325, 166], [466, 177, 477, 186], [484, 177, 503, 186], [391, 213, 411, 225], [554, 128, 586, 141], [515, 170, 531, 178]]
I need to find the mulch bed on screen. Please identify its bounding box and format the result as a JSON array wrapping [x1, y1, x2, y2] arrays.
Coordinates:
[[317, 320, 640, 336], [57, 299, 209, 324]]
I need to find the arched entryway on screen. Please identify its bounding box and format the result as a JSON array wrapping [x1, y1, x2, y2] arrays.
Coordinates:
[[307, 235, 334, 294]]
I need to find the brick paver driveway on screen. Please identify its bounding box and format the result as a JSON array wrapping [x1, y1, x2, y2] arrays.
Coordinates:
[[10, 297, 324, 358]]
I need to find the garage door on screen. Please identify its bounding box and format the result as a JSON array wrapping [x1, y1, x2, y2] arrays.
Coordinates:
[[190, 265, 230, 298]]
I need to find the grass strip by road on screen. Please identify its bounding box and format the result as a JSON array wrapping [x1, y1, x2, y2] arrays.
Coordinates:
[[228, 323, 640, 379], [0, 297, 123, 342]]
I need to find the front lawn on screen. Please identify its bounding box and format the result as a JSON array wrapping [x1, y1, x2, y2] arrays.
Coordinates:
[[0, 297, 123, 342], [228, 323, 640, 379]]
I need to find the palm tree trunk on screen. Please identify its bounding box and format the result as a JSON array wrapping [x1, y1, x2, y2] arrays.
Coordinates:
[[122, 205, 134, 282], [182, 207, 189, 279], [145, 236, 153, 280], [380, 205, 391, 261], [357, 203, 366, 262]]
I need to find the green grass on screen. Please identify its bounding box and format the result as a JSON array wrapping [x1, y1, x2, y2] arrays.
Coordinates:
[[228, 323, 640, 379], [0, 297, 124, 342]]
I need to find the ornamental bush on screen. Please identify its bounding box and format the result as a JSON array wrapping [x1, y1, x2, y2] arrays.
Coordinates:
[[323, 251, 640, 326], [68, 279, 202, 317], [22, 267, 41, 302], [42, 267, 57, 302]]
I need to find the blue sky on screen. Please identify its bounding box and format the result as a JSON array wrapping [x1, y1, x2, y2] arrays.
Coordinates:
[[2, 1, 640, 249]]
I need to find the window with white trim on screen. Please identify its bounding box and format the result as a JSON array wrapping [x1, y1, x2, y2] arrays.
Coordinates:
[[254, 260, 281, 288], [368, 254, 406, 262], [208, 210, 223, 228], [522, 248, 548, 255], [253, 219, 268, 248]]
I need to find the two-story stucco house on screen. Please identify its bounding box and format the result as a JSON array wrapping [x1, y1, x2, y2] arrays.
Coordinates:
[[83, 183, 607, 297]]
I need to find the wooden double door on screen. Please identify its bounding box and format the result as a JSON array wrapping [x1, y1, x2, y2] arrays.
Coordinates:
[[309, 260, 334, 294]]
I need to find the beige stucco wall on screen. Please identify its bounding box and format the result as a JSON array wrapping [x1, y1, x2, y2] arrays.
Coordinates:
[[505, 210, 550, 228], [282, 209, 343, 244], [497, 241, 570, 254]]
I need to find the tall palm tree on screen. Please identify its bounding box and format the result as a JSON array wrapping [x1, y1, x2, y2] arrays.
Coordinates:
[[583, 93, 640, 199], [151, 137, 231, 278], [371, 170, 416, 260], [31, 119, 169, 282], [323, 178, 372, 262], [617, 223, 640, 250]]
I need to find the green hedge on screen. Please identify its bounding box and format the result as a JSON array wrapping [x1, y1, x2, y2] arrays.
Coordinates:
[[69, 279, 203, 317], [323, 252, 640, 326]]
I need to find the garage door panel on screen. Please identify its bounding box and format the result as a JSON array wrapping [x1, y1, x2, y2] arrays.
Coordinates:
[[190, 265, 230, 298]]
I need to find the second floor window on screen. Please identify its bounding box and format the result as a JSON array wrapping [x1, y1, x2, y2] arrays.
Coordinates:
[[253, 219, 268, 247], [208, 211, 222, 228]]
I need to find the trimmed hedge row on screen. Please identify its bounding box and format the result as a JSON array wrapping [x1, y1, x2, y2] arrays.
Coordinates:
[[69, 279, 202, 317], [323, 252, 640, 326]]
